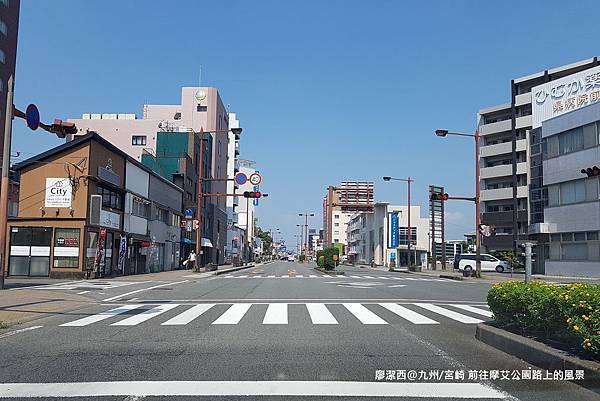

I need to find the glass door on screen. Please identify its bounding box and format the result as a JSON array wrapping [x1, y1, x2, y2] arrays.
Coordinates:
[[8, 227, 52, 276]]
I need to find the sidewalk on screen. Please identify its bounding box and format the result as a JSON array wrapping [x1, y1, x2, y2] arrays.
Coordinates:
[[0, 288, 92, 327]]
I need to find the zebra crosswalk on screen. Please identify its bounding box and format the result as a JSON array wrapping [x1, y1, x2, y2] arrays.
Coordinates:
[[224, 274, 453, 282], [59, 302, 490, 328]]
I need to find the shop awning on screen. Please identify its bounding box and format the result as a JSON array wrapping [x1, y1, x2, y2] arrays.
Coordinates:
[[180, 237, 196, 245], [201, 238, 213, 248]]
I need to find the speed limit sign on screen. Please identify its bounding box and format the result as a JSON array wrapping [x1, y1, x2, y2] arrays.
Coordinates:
[[249, 172, 262, 186]]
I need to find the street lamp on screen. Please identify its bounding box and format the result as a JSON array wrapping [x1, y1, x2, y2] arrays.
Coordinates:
[[195, 127, 242, 269], [298, 213, 314, 262], [382, 176, 414, 269], [434, 128, 481, 278]]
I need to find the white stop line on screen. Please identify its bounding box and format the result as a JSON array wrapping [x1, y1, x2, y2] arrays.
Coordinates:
[[0, 380, 506, 398]]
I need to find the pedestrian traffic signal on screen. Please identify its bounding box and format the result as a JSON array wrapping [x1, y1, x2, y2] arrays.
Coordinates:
[[192, 220, 199, 230], [581, 166, 600, 177], [243, 191, 262, 198], [430, 193, 449, 201]]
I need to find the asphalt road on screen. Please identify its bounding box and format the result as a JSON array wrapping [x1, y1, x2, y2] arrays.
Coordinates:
[[0, 261, 598, 400]]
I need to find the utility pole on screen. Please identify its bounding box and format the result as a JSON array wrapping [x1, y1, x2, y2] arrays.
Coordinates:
[[245, 197, 250, 263], [195, 129, 204, 269], [0, 75, 13, 290]]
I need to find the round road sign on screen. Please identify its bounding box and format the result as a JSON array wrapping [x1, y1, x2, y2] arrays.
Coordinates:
[[235, 172, 248, 186], [26, 104, 40, 131], [249, 172, 262, 186]]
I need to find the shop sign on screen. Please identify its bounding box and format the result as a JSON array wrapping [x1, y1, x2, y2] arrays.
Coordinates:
[[532, 65, 600, 128], [100, 209, 121, 229], [54, 247, 79, 257], [387, 212, 399, 248], [45, 178, 72, 208]]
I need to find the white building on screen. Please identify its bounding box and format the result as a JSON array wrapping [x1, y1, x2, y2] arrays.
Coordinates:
[[346, 203, 429, 267], [225, 113, 244, 264], [331, 211, 354, 248]]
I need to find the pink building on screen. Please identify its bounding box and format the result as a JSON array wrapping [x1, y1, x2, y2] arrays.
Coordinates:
[[69, 87, 231, 264]]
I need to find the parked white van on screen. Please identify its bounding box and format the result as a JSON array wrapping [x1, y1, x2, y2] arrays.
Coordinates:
[[457, 254, 509, 273]]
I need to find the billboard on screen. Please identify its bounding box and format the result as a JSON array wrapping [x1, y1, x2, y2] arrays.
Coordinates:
[[531, 65, 600, 128]]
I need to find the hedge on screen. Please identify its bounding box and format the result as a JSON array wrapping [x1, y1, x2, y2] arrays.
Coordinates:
[[488, 281, 600, 356], [316, 247, 339, 270]]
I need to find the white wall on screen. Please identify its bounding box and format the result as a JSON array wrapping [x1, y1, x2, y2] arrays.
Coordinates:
[[125, 160, 149, 197]]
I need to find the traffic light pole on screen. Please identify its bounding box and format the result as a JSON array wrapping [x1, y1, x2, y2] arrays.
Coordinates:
[[0, 76, 13, 290], [475, 130, 481, 278]]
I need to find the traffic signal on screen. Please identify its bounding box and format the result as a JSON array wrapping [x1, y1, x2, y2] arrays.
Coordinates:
[[581, 166, 600, 177], [243, 191, 262, 198], [192, 220, 199, 230], [50, 119, 78, 138], [430, 193, 449, 201]]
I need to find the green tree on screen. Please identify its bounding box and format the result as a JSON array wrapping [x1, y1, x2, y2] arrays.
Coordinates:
[[255, 226, 273, 254]]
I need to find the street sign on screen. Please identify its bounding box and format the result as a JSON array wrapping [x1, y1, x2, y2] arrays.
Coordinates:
[[249, 172, 262, 186], [235, 172, 248, 186], [26, 104, 40, 131], [253, 185, 259, 206], [186, 220, 193, 232], [185, 208, 193, 219]]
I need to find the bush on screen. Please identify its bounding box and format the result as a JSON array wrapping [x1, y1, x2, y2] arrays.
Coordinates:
[[316, 247, 339, 270], [488, 282, 600, 356], [298, 255, 305, 262]]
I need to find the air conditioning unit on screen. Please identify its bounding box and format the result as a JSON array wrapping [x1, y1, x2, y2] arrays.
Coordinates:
[[89, 194, 101, 225]]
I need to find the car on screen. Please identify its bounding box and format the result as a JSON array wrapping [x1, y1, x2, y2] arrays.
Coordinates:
[[287, 255, 295, 262], [457, 253, 509, 273]]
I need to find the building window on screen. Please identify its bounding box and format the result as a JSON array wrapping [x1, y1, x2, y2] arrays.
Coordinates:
[[197, 105, 207, 112], [334, 223, 339, 227], [0, 0, 9, 7], [157, 207, 169, 224], [334, 230, 339, 235], [399, 227, 417, 245], [174, 112, 181, 120], [334, 214, 339, 219], [132, 197, 149, 218], [172, 214, 181, 227], [561, 243, 588, 261], [0, 19, 7, 36], [53, 228, 80, 268], [334, 239, 339, 243], [549, 177, 599, 207], [132, 135, 147, 146], [97, 185, 122, 210]]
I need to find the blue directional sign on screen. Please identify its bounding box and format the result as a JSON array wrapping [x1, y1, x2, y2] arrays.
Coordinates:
[[185, 208, 193, 219], [253, 185, 259, 206], [388, 212, 399, 248], [26, 104, 40, 131]]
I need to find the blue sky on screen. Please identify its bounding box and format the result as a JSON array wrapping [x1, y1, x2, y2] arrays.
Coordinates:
[[12, 0, 600, 247]]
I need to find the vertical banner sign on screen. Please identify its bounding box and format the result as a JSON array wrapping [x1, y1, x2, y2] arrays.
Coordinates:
[[253, 185, 259, 206], [388, 212, 399, 248], [94, 228, 107, 275], [117, 235, 127, 273]]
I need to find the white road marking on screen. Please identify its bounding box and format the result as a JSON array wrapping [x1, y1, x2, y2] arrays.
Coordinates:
[[267, 275, 276, 278], [237, 275, 248, 278], [161, 304, 215, 325], [296, 274, 303, 278], [349, 275, 361, 278], [379, 303, 439, 325], [61, 305, 143, 327], [413, 303, 484, 324], [450, 304, 493, 318], [387, 284, 407, 288], [77, 291, 91, 294], [343, 303, 388, 324], [102, 280, 189, 302], [306, 303, 338, 324], [212, 303, 252, 325], [0, 325, 43, 339], [281, 275, 289, 278], [111, 304, 180, 326], [0, 381, 506, 398], [362, 275, 375, 279], [263, 303, 288, 324], [309, 275, 318, 278]]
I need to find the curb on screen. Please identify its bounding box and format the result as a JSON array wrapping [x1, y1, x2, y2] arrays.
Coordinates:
[[213, 264, 255, 276], [475, 323, 600, 388], [439, 274, 465, 281], [313, 267, 345, 276]]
